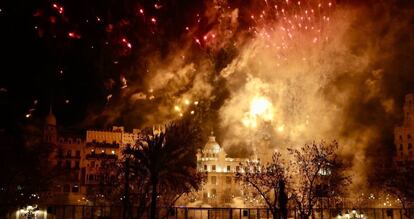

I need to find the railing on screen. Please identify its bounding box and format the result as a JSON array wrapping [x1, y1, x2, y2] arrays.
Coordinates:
[[3, 205, 414, 219], [85, 153, 118, 159]]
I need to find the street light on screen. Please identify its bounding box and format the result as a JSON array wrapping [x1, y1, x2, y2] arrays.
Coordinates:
[[337, 211, 342, 219], [338, 209, 365, 219]]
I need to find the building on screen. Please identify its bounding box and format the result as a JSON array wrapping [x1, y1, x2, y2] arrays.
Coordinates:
[[190, 133, 250, 207], [83, 126, 140, 203], [394, 93, 414, 166], [43, 108, 85, 204], [43, 109, 141, 204]]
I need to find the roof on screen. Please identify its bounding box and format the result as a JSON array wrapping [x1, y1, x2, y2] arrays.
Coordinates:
[[204, 134, 221, 152]]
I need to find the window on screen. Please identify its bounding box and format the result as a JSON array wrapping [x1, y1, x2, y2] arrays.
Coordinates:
[[66, 150, 71, 157], [227, 166, 231, 172], [409, 143, 413, 149], [203, 192, 208, 199], [211, 189, 217, 197], [226, 176, 232, 184], [91, 161, 95, 168], [408, 135, 412, 139], [76, 150, 80, 157], [211, 176, 217, 185], [88, 174, 94, 181], [66, 160, 71, 169], [204, 165, 207, 171], [400, 144, 403, 151], [63, 184, 70, 192], [72, 185, 79, 193], [212, 165, 216, 171], [75, 161, 80, 169]]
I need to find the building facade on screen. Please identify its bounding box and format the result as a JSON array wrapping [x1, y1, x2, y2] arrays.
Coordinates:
[[394, 93, 414, 166], [43, 110, 141, 204], [188, 133, 250, 207]]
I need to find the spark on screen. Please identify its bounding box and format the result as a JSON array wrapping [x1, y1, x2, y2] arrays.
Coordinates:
[[151, 17, 157, 24], [154, 3, 162, 9], [68, 32, 81, 39]]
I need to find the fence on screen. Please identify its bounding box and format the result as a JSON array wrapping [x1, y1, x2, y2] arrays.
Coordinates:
[[4, 205, 414, 219]]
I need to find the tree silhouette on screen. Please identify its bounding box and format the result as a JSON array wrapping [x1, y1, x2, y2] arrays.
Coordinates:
[[124, 119, 204, 219], [383, 165, 414, 218], [235, 152, 288, 219], [288, 141, 349, 219]]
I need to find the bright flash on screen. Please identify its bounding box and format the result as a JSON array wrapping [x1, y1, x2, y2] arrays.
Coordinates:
[[174, 105, 181, 112], [250, 97, 273, 120], [277, 125, 285, 132], [242, 96, 274, 128]]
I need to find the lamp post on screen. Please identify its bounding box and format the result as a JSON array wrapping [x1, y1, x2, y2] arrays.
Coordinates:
[[337, 208, 365, 219]]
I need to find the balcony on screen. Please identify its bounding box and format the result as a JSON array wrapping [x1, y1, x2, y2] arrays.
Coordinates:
[[86, 141, 120, 148], [85, 153, 118, 160]]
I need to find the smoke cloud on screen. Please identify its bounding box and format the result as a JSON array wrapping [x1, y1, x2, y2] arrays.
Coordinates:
[[87, 0, 414, 190]]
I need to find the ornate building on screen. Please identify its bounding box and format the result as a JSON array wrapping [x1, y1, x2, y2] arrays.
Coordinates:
[[190, 133, 250, 207], [394, 93, 414, 166]]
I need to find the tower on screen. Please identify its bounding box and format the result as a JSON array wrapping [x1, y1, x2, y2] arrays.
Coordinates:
[[44, 106, 57, 145]]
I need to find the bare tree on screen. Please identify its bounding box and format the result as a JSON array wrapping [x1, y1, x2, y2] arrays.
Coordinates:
[[288, 141, 349, 219], [383, 165, 414, 218], [235, 152, 288, 219]]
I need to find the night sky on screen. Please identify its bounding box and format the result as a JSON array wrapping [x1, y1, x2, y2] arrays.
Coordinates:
[[1, 0, 414, 160]]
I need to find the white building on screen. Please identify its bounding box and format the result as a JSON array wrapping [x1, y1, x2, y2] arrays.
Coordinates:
[[190, 133, 249, 207]]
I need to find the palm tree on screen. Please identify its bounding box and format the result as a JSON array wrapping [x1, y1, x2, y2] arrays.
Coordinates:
[[124, 120, 204, 219]]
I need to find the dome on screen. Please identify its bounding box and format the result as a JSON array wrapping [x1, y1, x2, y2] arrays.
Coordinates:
[[45, 107, 56, 126], [204, 133, 221, 152]]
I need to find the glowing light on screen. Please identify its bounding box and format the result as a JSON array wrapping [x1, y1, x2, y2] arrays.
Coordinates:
[[68, 32, 81, 39], [184, 99, 190, 105], [151, 17, 157, 24], [277, 125, 285, 132], [174, 105, 181, 112], [250, 97, 273, 119]]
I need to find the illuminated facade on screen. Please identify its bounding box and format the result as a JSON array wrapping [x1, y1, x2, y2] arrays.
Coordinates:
[[394, 93, 414, 165], [192, 133, 249, 207], [83, 126, 140, 201], [43, 109, 141, 204]]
